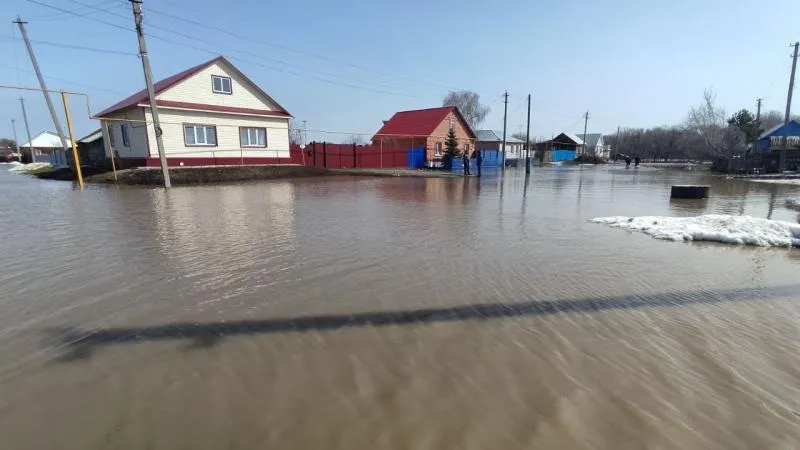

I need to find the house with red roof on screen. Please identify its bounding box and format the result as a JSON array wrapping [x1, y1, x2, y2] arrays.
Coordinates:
[[95, 56, 292, 167], [372, 106, 475, 165]]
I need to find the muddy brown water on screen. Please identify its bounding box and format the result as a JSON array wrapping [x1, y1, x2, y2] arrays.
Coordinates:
[[1, 164, 799, 449]]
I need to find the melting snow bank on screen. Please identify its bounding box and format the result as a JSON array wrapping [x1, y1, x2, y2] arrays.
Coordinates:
[[749, 178, 800, 186], [591, 215, 800, 248], [7, 162, 52, 173]]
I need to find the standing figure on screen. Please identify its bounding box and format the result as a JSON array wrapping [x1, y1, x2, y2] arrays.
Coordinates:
[[634, 156, 641, 167], [475, 150, 483, 177], [462, 150, 470, 176], [625, 156, 632, 169]]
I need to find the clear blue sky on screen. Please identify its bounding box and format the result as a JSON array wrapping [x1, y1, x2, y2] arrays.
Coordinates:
[[2, 0, 800, 144]]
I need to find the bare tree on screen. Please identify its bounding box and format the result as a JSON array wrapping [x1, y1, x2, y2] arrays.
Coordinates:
[[344, 134, 365, 145], [684, 89, 745, 169], [442, 90, 490, 130], [288, 119, 302, 145]]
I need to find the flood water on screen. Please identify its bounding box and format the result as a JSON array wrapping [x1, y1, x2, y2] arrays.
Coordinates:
[[1, 164, 799, 449]]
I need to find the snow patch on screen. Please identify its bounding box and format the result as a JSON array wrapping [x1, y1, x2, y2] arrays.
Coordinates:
[[749, 178, 800, 186], [591, 214, 800, 248], [8, 162, 51, 173]]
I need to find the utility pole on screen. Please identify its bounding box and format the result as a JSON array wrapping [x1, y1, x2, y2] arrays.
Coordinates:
[[615, 126, 621, 160], [582, 111, 590, 157], [501, 91, 508, 168], [130, 0, 171, 188], [525, 94, 531, 175], [14, 17, 70, 164], [10, 119, 19, 152], [302, 120, 308, 145], [753, 98, 762, 154], [19, 98, 34, 164], [778, 42, 799, 172]]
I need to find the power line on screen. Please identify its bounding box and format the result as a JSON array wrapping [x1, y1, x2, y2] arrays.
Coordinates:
[[0, 62, 128, 94], [27, 0, 123, 20], [0, 34, 137, 56], [26, 0, 132, 32], [32, 0, 418, 98]]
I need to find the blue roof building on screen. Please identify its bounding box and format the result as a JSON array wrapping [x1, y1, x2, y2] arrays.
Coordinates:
[[755, 120, 800, 153]]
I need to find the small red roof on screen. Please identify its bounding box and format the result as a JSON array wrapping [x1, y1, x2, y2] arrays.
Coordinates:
[[372, 106, 475, 140], [95, 56, 290, 118]]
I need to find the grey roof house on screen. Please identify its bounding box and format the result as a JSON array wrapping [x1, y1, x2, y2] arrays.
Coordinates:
[[575, 133, 610, 158], [476, 130, 525, 164]]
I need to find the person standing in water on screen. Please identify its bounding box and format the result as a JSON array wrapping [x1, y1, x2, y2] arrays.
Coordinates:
[[462, 150, 470, 176], [634, 156, 641, 167], [475, 150, 483, 177], [625, 156, 632, 168]]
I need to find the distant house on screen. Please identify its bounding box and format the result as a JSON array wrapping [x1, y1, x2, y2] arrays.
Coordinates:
[[75, 129, 106, 166], [754, 120, 800, 154], [535, 132, 583, 162], [19, 131, 70, 164], [475, 130, 525, 166], [95, 56, 292, 167], [371, 106, 475, 166], [575, 133, 610, 159]]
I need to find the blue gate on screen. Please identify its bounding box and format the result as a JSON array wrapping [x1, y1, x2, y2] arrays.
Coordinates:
[[407, 147, 425, 169]]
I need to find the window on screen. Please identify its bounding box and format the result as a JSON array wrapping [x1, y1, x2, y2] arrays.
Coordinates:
[[464, 144, 470, 154], [183, 124, 217, 146], [211, 75, 232, 94], [239, 127, 267, 147], [435, 142, 442, 156], [449, 118, 456, 131], [108, 125, 116, 147], [121, 124, 130, 147]]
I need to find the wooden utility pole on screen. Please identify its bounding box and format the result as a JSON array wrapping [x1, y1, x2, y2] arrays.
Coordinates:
[[14, 17, 70, 164], [10, 119, 19, 152], [753, 98, 762, 154], [19, 98, 34, 163], [60, 92, 84, 188], [779, 42, 799, 172], [525, 94, 531, 175], [501, 91, 508, 168], [615, 126, 621, 160], [130, 0, 171, 188], [582, 111, 590, 156]]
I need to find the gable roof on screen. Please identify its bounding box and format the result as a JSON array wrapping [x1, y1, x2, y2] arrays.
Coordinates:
[[372, 106, 476, 140], [95, 56, 291, 118], [575, 133, 602, 148], [555, 132, 584, 145], [20, 131, 71, 148], [758, 120, 800, 139], [78, 128, 103, 143], [475, 130, 525, 143]]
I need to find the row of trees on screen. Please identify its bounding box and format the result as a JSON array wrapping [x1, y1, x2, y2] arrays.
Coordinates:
[[606, 89, 799, 163]]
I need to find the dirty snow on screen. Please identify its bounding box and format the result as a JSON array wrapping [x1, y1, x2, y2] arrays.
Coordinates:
[[591, 214, 800, 248], [749, 178, 800, 186], [8, 162, 51, 173]]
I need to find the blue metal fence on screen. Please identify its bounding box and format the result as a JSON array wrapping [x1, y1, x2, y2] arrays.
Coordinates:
[[551, 150, 576, 162], [407, 148, 425, 168]]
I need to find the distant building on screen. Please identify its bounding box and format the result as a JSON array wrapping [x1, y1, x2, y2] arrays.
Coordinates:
[[95, 56, 292, 167], [475, 130, 525, 166], [371, 106, 475, 166], [19, 131, 70, 164], [535, 132, 583, 162], [575, 133, 611, 159], [754, 120, 800, 154], [75, 129, 106, 166]]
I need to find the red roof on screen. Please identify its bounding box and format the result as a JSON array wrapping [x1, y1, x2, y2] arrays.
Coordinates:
[[372, 106, 476, 140], [95, 56, 291, 118]]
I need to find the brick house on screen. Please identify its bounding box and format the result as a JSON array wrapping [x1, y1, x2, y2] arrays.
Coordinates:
[[371, 106, 475, 166]]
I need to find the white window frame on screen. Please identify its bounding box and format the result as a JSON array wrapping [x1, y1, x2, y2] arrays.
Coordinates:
[[183, 124, 217, 147], [449, 118, 456, 131], [211, 75, 232, 94], [121, 124, 130, 147], [464, 143, 470, 154], [435, 142, 442, 156], [239, 127, 267, 148]]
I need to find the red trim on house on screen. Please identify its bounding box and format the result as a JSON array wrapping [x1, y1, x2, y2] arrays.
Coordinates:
[[129, 157, 292, 167], [95, 56, 292, 118], [151, 101, 291, 117]]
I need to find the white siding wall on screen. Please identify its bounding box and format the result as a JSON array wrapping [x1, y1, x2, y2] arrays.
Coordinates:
[[157, 61, 282, 111], [101, 108, 149, 158], [144, 108, 290, 159]]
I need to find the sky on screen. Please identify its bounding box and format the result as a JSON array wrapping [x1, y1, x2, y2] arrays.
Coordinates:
[[2, 0, 800, 144]]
